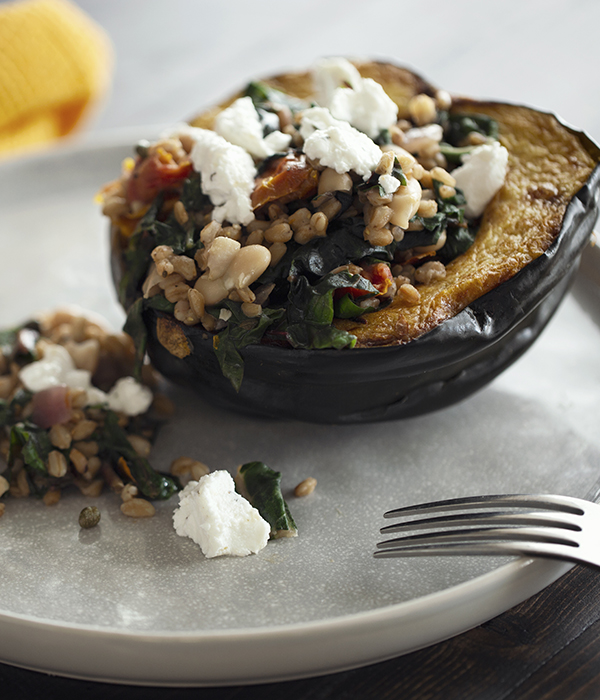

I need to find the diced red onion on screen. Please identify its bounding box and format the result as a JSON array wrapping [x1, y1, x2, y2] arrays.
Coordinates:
[[31, 385, 72, 429]]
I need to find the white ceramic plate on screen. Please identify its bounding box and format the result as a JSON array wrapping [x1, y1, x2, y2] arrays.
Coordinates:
[[1, 136, 599, 687]]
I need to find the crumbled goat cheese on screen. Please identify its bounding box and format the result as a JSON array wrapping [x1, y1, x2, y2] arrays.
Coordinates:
[[311, 56, 363, 107], [300, 106, 382, 180], [452, 141, 509, 218], [312, 57, 398, 139], [164, 124, 256, 226], [19, 344, 152, 416], [379, 174, 402, 195], [19, 344, 86, 393], [214, 96, 292, 160], [172, 470, 270, 558], [190, 129, 256, 226], [104, 376, 153, 416]]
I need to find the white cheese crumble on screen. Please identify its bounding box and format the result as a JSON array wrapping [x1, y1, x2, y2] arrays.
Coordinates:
[[300, 106, 382, 180], [312, 57, 398, 139], [18, 344, 153, 416], [214, 96, 292, 160], [452, 141, 509, 218], [163, 124, 256, 226], [312, 57, 363, 107], [378, 174, 402, 195], [190, 129, 256, 226], [172, 470, 270, 558]]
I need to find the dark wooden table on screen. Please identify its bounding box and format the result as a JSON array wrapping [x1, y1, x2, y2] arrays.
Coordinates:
[[3, 563, 600, 699]]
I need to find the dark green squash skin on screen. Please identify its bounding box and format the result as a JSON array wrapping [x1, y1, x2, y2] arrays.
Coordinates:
[[111, 122, 600, 424]]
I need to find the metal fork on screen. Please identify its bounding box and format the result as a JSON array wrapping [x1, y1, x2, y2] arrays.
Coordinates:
[[374, 494, 600, 568]]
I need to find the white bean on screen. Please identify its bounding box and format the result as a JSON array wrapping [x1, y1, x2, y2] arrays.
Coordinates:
[[206, 237, 241, 281], [223, 245, 271, 290], [390, 177, 422, 229]]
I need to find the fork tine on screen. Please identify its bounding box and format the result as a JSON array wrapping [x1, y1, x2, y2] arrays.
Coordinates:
[[373, 540, 587, 565], [380, 509, 583, 535], [377, 525, 580, 550], [383, 494, 586, 519]]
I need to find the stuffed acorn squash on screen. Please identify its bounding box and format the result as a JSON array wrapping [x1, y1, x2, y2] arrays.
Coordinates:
[[102, 58, 600, 423]]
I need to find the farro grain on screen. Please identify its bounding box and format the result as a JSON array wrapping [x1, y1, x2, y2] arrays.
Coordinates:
[[75, 478, 103, 497], [414, 260, 447, 284], [269, 241, 287, 266], [43, 488, 61, 506], [264, 222, 293, 243], [246, 219, 271, 233], [369, 205, 393, 230], [438, 184, 457, 199], [376, 151, 395, 175], [121, 483, 139, 502], [84, 456, 102, 481], [288, 207, 312, 230], [200, 221, 222, 246], [173, 200, 189, 226], [48, 450, 68, 478], [171, 255, 197, 281], [364, 227, 394, 247], [127, 434, 152, 457], [417, 199, 438, 218], [121, 498, 155, 518], [317, 196, 342, 220], [72, 440, 98, 458], [237, 287, 256, 303], [408, 94, 437, 126], [69, 448, 88, 474], [294, 477, 317, 497], [430, 167, 456, 188], [165, 283, 191, 304], [245, 229, 264, 246], [71, 419, 98, 441], [49, 423, 72, 450], [241, 302, 262, 318], [158, 272, 184, 290], [170, 456, 196, 476], [187, 288, 206, 319], [398, 283, 421, 305], [310, 211, 328, 234]]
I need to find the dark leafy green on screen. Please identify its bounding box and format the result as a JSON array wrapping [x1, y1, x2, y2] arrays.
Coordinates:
[[97, 410, 178, 500], [213, 302, 285, 391], [236, 461, 297, 538], [244, 81, 308, 115], [443, 113, 499, 147], [9, 422, 52, 475], [0, 389, 33, 428], [285, 271, 377, 350], [124, 296, 175, 381]]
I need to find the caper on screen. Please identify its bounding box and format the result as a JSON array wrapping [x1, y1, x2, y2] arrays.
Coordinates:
[[79, 505, 101, 529]]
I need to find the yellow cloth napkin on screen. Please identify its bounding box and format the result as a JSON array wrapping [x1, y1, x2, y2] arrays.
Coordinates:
[[0, 0, 112, 157]]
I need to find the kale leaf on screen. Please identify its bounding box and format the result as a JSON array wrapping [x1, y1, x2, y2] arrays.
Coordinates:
[[98, 410, 178, 500], [212, 302, 286, 391]]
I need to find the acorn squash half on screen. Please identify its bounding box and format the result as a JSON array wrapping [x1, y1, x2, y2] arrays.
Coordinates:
[[109, 61, 600, 423]]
